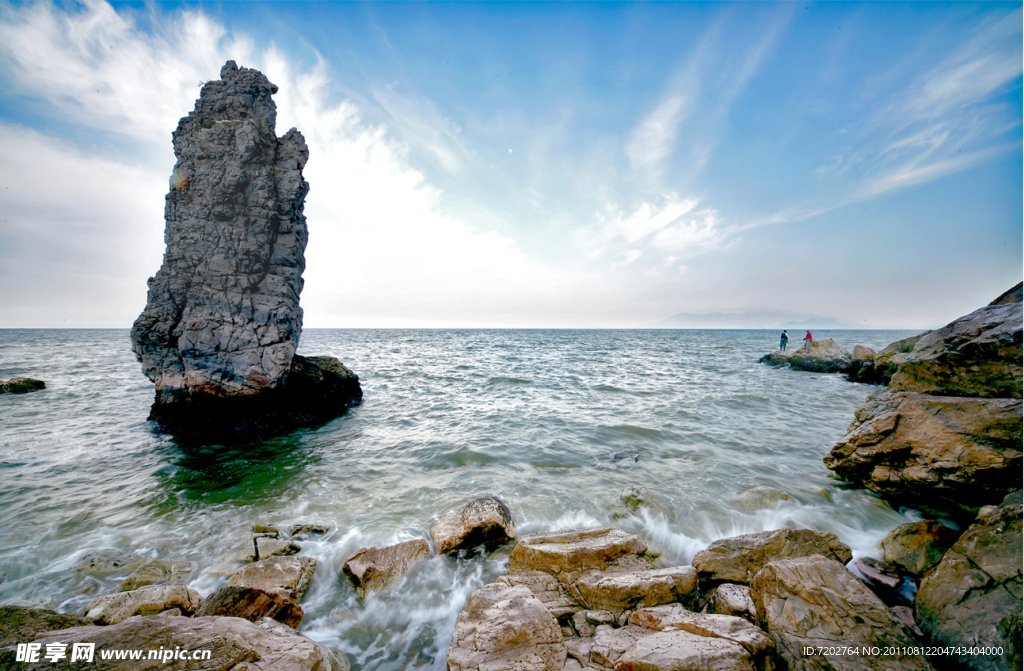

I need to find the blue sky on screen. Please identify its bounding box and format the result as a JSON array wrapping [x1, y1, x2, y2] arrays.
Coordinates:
[[0, 0, 1020, 328]]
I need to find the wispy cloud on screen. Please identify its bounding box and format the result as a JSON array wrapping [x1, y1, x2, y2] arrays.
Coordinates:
[[626, 94, 690, 177]]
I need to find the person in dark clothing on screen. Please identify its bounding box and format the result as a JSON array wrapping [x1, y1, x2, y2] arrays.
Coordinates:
[[780, 330, 788, 351]]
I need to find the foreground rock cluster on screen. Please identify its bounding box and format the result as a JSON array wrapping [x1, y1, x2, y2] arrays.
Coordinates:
[[129, 61, 360, 437]]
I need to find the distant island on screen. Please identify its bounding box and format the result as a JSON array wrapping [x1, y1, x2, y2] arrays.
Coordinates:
[[646, 310, 871, 330]]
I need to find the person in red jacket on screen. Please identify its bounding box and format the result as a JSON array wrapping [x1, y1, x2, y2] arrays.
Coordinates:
[[803, 330, 813, 351]]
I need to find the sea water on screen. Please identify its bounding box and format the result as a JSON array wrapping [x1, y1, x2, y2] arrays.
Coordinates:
[[0, 328, 921, 669]]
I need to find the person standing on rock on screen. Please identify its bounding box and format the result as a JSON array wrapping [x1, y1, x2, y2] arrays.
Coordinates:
[[780, 330, 789, 351], [803, 331, 813, 351]]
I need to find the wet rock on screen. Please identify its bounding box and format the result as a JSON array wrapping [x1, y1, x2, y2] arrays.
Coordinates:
[[915, 502, 1022, 671], [703, 582, 756, 622], [118, 560, 196, 592], [256, 537, 301, 559], [342, 538, 430, 596], [879, 520, 959, 578], [0, 606, 91, 647], [612, 486, 671, 519], [446, 582, 567, 671], [498, 569, 581, 620], [590, 624, 650, 668], [692, 528, 852, 585], [195, 585, 304, 628], [432, 497, 516, 556], [85, 585, 201, 625], [571, 566, 698, 617], [0, 377, 45, 394], [572, 609, 616, 637], [731, 487, 791, 513], [849, 556, 903, 603], [74, 549, 147, 576], [611, 451, 642, 463], [750, 554, 931, 670], [228, 556, 316, 602], [253, 525, 279, 537], [129, 60, 360, 437], [615, 628, 759, 671], [758, 339, 853, 373], [0, 614, 350, 670], [289, 523, 329, 537], [825, 389, 1022, 517], [509, 527, 649, 584]]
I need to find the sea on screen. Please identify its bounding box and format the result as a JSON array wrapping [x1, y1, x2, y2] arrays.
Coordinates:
[[0, 328, 925, 669]]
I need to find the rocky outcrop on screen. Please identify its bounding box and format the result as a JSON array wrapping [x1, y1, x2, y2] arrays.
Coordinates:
[[826, 284, 1023, 518], [0, 377, 45, 394], [509, 527, 649, 584], [227, 556, 316, 603], [692, 528, 852, 586], [0, 606, 90, 647], [342, 538, 431, 596], [750, 554, 931, 670], [129, 60, 360, 436], [84, 585, 201, 625], [758, 339, 853, 373], [432, 497, 516, 556], [571, 566, 698, 617], [0, 614, 349, 671], [879, 521, 958, 578], [915, 501, 1022, 671]]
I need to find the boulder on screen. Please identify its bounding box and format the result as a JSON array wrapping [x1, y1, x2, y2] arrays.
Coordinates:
[[879, 521, 959, 578], [0, 614, 349, 670], [571, 566, 698, 616], [692, 528, 852, 585], [628, 604, 774, 670], [342, 538, 430, 596], [757, 339, 853, 373], [915, 502, 1022, 671], [749, 555, 931, 670], [74, 550, 147, 576], [432, 497, 516, 556], [848, 335, 925, 385], [509, 527, 649, 584], [0, 377, 45, 394], [118, 560, 196, 592], [194, 585, 304, 628], [824, 390, 1022, 517], [852, 345, 875, 361], [703, 583, 756, 622], [498, 569, 581, 620], [227, 556, 316, 602], [85, 585, 201, 625], [613, 628, 758, 671], [256, 537, 301, 560], [0, 606, 90, 647], [612, 486, 671, 519], [445, 582, 567, 671], [129, 60, 360, 436]]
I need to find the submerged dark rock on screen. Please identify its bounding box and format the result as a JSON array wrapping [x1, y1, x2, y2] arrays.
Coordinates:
[[0, 377, 45, 394], [130, 61, 360, 436]]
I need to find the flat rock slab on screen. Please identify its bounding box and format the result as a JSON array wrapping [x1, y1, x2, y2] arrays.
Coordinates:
[[118, 560, 197, 592], [85, 585, 202, 625], [195, 585, 304, 628], [693, 528, 852, 585], [614, 628, 757, 671], [509, 527, 649, 584], [572, 566, 698, 616], [0, 614, 349, 671], [446, 582, 567, 671], [432, 497, 516, 556], [750, 554, 930, 670], [498, 569, 581, 620], [591, 624, 651, 668], [916, 502, 1022, 671], [74, 549, 147, 576], [256, 537, 301, 559], [228, 556, 316, 602], [628, 604, 774, 668], [0, 606, 91, 647], [342, 538, 430, 596]]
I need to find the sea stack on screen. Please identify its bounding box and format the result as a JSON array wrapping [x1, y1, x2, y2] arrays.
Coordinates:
[[130, 61, 360, 436]]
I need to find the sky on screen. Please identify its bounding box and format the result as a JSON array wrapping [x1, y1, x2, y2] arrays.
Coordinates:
[[0, 1, 1020, 329]]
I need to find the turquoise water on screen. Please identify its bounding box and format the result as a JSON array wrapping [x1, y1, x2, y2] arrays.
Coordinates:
[[0, 328, 921, 669]]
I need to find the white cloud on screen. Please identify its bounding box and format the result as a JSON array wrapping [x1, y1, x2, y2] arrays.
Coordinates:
[[626, 94, 690, 175]]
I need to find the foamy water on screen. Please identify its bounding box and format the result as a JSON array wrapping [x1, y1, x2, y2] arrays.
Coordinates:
[[0, 328, 922, 669]]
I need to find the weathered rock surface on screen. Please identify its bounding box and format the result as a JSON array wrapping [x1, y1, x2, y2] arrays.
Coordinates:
[[432, 497, 516, 556], [446, 582, 567, 671], [509, 527, 649, 584], [628, 604, 775, 667], [74, 549, 147, 575], [194, 585, 304, 628], [0, 614, 349, 670], [702, 583, 756, 622], [85, 585, 201, 625], [256, 537, 301, 560], [129, 60, 360, 436], [498, 570, 581, 620], [613, 628, 758, 671], [750, 555, 931, 670], [0, 378, 45, 394], [0, 606, 90, 647], [692, 528, 852, 585], [118, 560, 196, 592], [289, 523, 329, 537], [571, 566, 698, 616], [227, 556, 316, 602], [590, 624, 650, 668], [879, 521, 958, 578], [758, 339, 853, 373], [852, 345, 875, 361], [915, 502, 1022, 671], [342, 538, 430, 596], [824, 390, 1022, 517]]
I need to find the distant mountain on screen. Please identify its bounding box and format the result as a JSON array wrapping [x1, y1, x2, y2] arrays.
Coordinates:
[[645, 310, 869, 329]]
